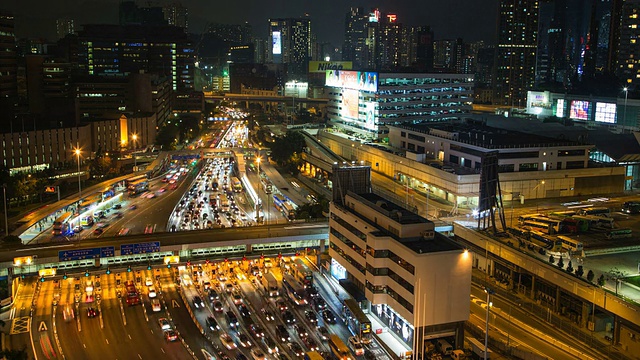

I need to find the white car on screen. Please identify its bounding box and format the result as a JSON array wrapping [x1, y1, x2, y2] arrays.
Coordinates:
[[145, 278, 153, 286], [148, 287, 157, 298], [158, 318, 171, 330], [349, 336, 365, 356], [220, 334, 237, 350], [151, 298, 161, 312], [250, 348, 267, 360]]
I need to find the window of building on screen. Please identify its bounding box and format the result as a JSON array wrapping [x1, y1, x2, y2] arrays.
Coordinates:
[[518, 163, 539, 172], [565, 160, 584, 169]]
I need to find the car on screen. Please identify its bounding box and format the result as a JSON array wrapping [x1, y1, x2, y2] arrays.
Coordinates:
[[117, 227, 130, 236], [73, 225, 83, 233], [287, 342, 305, 358], [316, 326, 329, 340], [305, 310, 317, 324], [261, 308, 275, 321], [282, 310, 295, 324], [293, 324, 308, 338], [249, 324, 265, 338], [96, 222, 109, 229], [364, 350, 377, 360], [203, 281, 211, 290], [275, 325, 290, 342], [237, 304, 251, 318], [158, 318, 171, 330], [112, 203, 122, 210], [276, 299, 288, 312], [206, 316, 220, 331], [220, 334, 237, 350], [349, 336, 365, 356], [87, 307, 98, 318], [303, 337, 320, 352], [225, 283, 234, 293], [128, 204, 137, 210], [262, 337, 278, 354], [144, 224, 154, 234], [213, 300, 224, 312], [313, 298, 327, 311], [232, 291, 243, 305], [192, 296, 205, 309], [164, 329, 178, 342], [236, 355, 248, 360], [151, 298, 161, 312], [237, 332, 252, 348], [208, 289, 220, 302], [263, 258, 273, 268], [226, 311, 239, 329], [147, 193, 156, 199], [322, 309, 336, 324], [306, 286, 318, 298], [218, 273, 228, 282], [93, 228, 104, 236], [145, 277, 153, 286], [158, 187, 166, 193], [148, 287, 157, 298], [113, 212, 124, 219], [250, 348, 267, 360]]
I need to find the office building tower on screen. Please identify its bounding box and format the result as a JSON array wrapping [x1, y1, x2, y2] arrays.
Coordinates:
[[119, 1, 167, 26], [163, 2, 188, 30], [0, 9, 17, 123], [268, 17, 312, 80], [56, 18, 75, 39], [433, 39, 456, 72], [403, 26, 434, 71], [376, 13, 402, 70], [494, 0, 539, 106], [616, 0, 640, 86], [342, 7, 369, 69], [76, 24, 194, 92], [208, 23, 252, 44]]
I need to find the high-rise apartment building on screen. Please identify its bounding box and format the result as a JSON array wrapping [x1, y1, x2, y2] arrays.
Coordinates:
[[76, 24, 194, 92], [402, 26, 434, 71], [119, 0, 166, 26], [433, 39, 456, 72], [342, 7, 369, 69], [268, 17, 312, 80], [0, 9, 17, 123], [163, 2, 188, 30], [494, 0, 539, 106], [56, 18, 75, 39], [616, 0, 640, 86]]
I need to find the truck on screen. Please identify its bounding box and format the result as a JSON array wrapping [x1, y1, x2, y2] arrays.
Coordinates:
[[467, 337, 491, 359], [219, 194, 230, 210], [261, 272, 279, 297]]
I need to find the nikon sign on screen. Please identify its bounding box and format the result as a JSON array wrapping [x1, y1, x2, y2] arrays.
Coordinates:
[[309, 61, 353, 73]]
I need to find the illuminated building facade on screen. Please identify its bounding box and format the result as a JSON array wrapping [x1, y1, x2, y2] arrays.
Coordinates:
[[268, 17, 312, 80], [617, 0, 640, 87]]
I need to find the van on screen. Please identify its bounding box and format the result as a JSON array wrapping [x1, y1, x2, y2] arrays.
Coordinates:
[[437, 339, 453, 356], [451, 349, 466, 359]]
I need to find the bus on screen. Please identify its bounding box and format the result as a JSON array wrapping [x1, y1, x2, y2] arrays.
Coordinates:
[[261, 178, 273, 194], [342, 298, 372, 342], [530, 231, 563, 251], [52, 212, 74, 236], [261, 272, 279, 297], [578, 207, 611, 217], [467, 337, 492, 360], [79, 194, 102, 214], [125, 174, 147, 188], [517, 213, 545, 223], [549, 210, 577, 219], [556, 235, 584, 253], [623, 201, 640, 214], [328, 334, 354, 360], [282, 202, 296, 220], [128, 179, 149, 197], [527, 216, 562, 234], [124, 281, 140, 306], [571, 215, 601, 229], [292, 258, 314, 288], [521, 220, 553, 235], [282, 273, 307, 305], [560, 217, 588, 233], [219, 194, 230, 210], [606, 228, 633, 239], [231, 176, 242, 192], [304, 352, 325, 360]]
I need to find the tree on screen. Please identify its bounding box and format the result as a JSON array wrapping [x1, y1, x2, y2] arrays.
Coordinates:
[[549, 254, 555, 264], [557, 257, 564, 269], [587, 270, 595, 282], [0, 347, 29, 360], [156, 122, 179, 150], [575, 265, 584, 277], [90, 155, 115, 179], [566, 261, 573, 273], [605, 267, 629, 295], [597, 274, 606, 286]]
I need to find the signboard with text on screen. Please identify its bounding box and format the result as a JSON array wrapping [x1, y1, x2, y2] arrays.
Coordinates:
[[58, 247, 115, 262], [120, 241, 161, 255], [308, 61, 352, 73]]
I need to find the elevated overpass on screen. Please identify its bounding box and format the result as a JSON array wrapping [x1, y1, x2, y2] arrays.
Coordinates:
[[299, 131, 344, 178], [204, 92, 329, 106]]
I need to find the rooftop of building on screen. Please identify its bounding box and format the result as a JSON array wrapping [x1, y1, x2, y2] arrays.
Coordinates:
[[78, 24, 189, 40], [378, 72, 473, 79], [356, 192, 428, 225], [394, 119, 590, 149]]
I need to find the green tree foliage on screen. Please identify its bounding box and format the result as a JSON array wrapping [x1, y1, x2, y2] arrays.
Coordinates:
[[295, 195, 330, 219], [587, 270, 595, 282], [0, 347, 29, 360], [156, 122, 179, 150], [549, 255, 555, 264], [270, 131, 306, 175], [597, 274, 606, 286]]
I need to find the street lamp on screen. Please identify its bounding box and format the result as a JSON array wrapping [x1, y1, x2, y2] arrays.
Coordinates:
[[484, 287, 495, 360], [132, 134, 138, 170], [2, 183, 8, 237], [623, 87, 629, 133], [534, 180, 545, 212], [256, 157, 262, 223], [74, 148, 82, 203]]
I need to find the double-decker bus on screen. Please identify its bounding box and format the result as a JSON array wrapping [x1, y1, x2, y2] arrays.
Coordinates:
[[128, 179, 149, 197], [623, 201, 640, 214], [342, 298, 372, 342], [79, 194, 102, 214], [124, 280, 140, 306], [606, 228, 633, 239], [261, 178, 273, 194], [292, 258, 313, 288], [52, 212, 74, 236], [125, 174, 147, 188], [578, 207, 611, 217], [231, 176, 242, 192], [261, 272, 279, 297], [328, 334, 354, 360], [282, 273, 307, 305], [556, 235, 584, 253]]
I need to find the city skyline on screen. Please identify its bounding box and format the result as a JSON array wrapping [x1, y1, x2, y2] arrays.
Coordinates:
[[4, 0, 499, 46]]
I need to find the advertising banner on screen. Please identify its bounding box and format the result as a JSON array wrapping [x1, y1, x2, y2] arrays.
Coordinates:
[[326, 70, 378, 92], [569, 100, 590, 120], [595, 102, 616, 123], [272, 31, 281, 55], [341, 89, 359, 119], [308, 61, 353, 73]]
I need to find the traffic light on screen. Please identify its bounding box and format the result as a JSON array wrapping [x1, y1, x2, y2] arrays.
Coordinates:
[[127, 266, 132, 273], [63, 273, 68, 280], [147, 263, 152, 270], [167, 263, 171, 269], [186, 261, 191, 267], [40, 277, 45, 282], [205, 259, 210, 265], [85, 270, 89, 277], [106, 268, 111, 275], [242, 256, 247, 262], [260, 254, 264, 260]]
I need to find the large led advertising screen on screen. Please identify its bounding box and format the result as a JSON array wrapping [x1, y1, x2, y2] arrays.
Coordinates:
[[595, 102, 617, 123], [325, 70, 378, 92], [556, 99, 565, 118], [341, 89, 359, 120], [272, 31, 281, 55], [569, 100, 590, 120], [361, 101, 377, 130]]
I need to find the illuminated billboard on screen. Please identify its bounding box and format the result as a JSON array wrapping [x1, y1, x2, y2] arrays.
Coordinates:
[[556, 99, 565, 118], [325, 70, 378, 92], [272, 31, 281, 55], [569, 100, 590, 120], [361, 101, 378, 131], [595, 102, 617, 123], [308, 61, 353, 73], [341, 89, 359, 120]]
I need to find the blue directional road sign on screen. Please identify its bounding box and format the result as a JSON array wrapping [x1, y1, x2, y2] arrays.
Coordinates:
[[120, 241, 161, 256], [58, 246, 115, 262]]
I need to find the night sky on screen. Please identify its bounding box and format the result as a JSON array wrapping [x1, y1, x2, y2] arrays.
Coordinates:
[[6, 0, 499, 46]]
